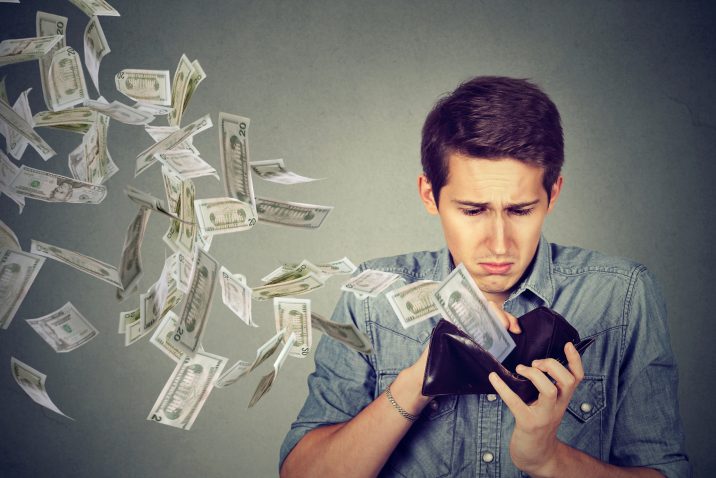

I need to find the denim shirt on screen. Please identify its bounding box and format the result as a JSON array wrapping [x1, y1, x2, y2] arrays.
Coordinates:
[[279, 237, 691, 477]]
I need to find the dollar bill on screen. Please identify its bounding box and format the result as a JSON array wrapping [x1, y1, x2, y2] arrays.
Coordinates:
[[0, 76, 7, 102], [252, 272, 325, 301], [36, 12, 68, 110], [69, 0, 120, 17], [0, 35, 63, 66], [0, 149, 25, 212], [124, 308, 143, 345], [274, 298, 311, 358], [183, 59, 205, 113], [84, 97, 154, 125], [7, 88, 33, 160], [34, 107, 96, 134], [250, 159, 322, 184], [386, 280, 440, 329], [264, 259, 326, 285], [310, 312, 373, 354], [0, 249, 45, 329], [261, 258, 356, 283], [11, 357, 72, 419], [0, 219, 20, 251], [135, 114, 212, 176], [0, 98, 55, 160], [133, 102, 172, 116], [216, 328, 285, 388], [175, 251, 192, 294], [172, 248, 218, 355], [83, 16, 110, 93], [219, 112, 256, 214], [167, 54, 194, 127], [341, 269, 400, 298], [48, 46, 89, 111], [117, 207, 150, 301], [219, 266, 254, 327], [194, 197, 256, 236], [150, 311, 184, 363], [124, 185, 189, 223], [255, 197, 333, 229], [115, 69, 171, 105], [155, 150, 218, 180], [147, 350, 227, 430], [118, 307, 139, 334], [81, 113, 117, 184], [26, 302, 98, 352], [11, 165, 106, 203], [30, 239, 122, 288], [248, 333, 296, 408], [433, 263, 515, 362]]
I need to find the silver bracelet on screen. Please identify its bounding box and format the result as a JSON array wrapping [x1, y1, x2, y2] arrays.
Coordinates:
[[385, 383, 419, 422]]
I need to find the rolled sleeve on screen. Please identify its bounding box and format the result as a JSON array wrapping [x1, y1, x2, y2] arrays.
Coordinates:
[[611, 267, 691, 477], [278, 289, 376, 472]]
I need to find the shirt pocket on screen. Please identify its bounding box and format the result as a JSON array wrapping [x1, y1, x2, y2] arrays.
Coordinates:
[[559, 375, 606, 460], [378, 372, 458, 478]]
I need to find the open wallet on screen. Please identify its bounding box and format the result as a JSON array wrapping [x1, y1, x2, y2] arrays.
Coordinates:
[[421, 306, 596, 403]]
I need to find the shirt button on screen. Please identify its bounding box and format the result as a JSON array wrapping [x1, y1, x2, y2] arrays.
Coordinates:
[[482, 451, 494, 463], [580, 402, 593, 413], [486, 394, 497, 402], [430, 401, 439, 410]]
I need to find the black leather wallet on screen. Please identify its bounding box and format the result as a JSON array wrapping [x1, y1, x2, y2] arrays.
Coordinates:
[[421, 306, 595, 403]]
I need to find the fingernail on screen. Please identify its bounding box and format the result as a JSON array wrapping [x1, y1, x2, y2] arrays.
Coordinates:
[[532, 360, 541, 367], [516, 364, 525, 372]]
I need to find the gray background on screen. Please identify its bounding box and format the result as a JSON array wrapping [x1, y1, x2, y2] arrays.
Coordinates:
[[1, 0, 715, 476]]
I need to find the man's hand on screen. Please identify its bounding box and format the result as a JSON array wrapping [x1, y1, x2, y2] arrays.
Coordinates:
[[488, 340, 585, 477]]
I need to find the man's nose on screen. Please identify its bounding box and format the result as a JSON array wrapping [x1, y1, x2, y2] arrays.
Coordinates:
[[487, 215, 508, 256]]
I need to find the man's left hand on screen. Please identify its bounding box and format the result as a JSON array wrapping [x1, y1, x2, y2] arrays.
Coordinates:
[[488, 341, 584, 476]]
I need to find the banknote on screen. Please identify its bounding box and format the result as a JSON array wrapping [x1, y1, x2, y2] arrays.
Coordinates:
[[433, 263, 515, 362], [48, 46, 89, 111], [0, 149, 25, 212], [386, 280, 440, 329], [173, 178, 199, 255], [248, 333, 296, 408], [83, 16, 110, 93], [147, 350, 227, 430], [138, 254, 183, 339], [255, 197, 333, 229], [68, 143, 86, 181], [118, 307, 139, 334], [219, 112, 256, 214], [0, 76, 6, 102], [34, 107, 96, 134], [0, 249, 45, 329], [274, 298, 312, 358], [252, 272, 325, 301], [81, 113, 118, 184], [150, 311, 184, 363], [69, 0, 120, 17], [264, 260, 326, 285], [216, 328, 285, 388], [310, 312, 373, 354], [341, 269, 400, 298], [0, 219, 20, 251], [136, 114, 212, 176], [0, 35, 63, 66], [168, 54, 194, 127], [183, 59, 205, 113], [145, 125, 198, 154], [172, 248, 218, 355], [26, 302, 98, 352], [36, 12, 67, 110], [155, 150, 218, 180], [133, 102, 173, 116], [174, 251, 192, 294], [123, 308, 143, 345], [6, 88, 33, 160], [250, 159, 322, 184], [124, 185, 189, 223], [115, 69, 171, 105], [219, 266, 254, 327], [261, 257, 356, 283], [31, 239, 122, 288], [12, 165, 107, 203], [84, 97, 154, 125], [194, 197, 256, 236], [0, 98, 55, 160], [117, 206, 150, 301], [11, 357, 72, 419]]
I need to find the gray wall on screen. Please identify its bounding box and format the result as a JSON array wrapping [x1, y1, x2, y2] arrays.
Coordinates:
[[1, 1, 714, 476]]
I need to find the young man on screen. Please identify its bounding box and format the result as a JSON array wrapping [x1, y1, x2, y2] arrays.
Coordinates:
[[279, 77, 690, 477]]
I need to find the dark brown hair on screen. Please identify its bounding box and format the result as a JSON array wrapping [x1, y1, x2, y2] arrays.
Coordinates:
[[421, 76, 564, 207]]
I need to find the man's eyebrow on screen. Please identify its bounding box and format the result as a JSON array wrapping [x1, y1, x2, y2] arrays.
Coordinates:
[[452, 199, 541, 208]]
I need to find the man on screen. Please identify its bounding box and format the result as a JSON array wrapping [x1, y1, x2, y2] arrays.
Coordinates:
[[279, 77, 690, 477]]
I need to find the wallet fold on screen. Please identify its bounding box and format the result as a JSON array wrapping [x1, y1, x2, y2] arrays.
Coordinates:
[[421, 306, 595, 403]]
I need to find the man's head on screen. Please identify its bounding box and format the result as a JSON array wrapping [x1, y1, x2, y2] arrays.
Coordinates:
[[418, 76, 564, 304]]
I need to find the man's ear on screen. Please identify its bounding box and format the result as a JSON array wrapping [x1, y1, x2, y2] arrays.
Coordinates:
[[418, 175, 439, 215], [546, 175, 563, 214]]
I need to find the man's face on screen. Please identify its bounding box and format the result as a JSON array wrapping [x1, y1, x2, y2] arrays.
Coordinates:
[[419, 153, 562, 304]]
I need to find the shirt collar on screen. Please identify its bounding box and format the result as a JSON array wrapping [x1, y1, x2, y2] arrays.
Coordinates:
[[434, 234, 555, 306]]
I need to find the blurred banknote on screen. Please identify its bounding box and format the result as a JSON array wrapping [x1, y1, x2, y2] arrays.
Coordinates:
[[0, 219, 21, 251], [0, 249, 45, 329], [310, 312, 373, 354], [83, 16, 110, 93], [117, 207, 150, 300], [252, 272, 324, 301], [274, 298, 311, 358], [248, 333, 296, 408], [31, 239, 122, 288], [250, 158, 322, 184], [84, 97, 154, 125], [149, 311, 184, 363], [219, 112, 256, 214], [33, 107, 96, 134], [69, 0, 120, 17], [255, 197, 333, 229], [219, 266, 254, 327], [215, 328, 285, 388], [47, 46, 89, 111], [0, 99, 55, 160], [136, 114, 212, 176], [0, 35, 62, 66], [36, 11, 67, 110], [6, 88, 33, 160], [0, 150, 25, 212], [341, 269, 400, 298], [115, 69, 171, 106], [194, 197, 256, 236], [26, 302, 98, 352], [11, 357, 72, 419]]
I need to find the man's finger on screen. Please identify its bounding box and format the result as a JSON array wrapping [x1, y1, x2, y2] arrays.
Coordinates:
[[488, 372, 529, 418], [531, 358, 578, 404], [564, 342, 584, 382], [515, 364, 558, 404]]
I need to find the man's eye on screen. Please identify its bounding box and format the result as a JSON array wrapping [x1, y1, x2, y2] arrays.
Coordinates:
[[461, 208, 484, 216], [511, 208, 533, 216]]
